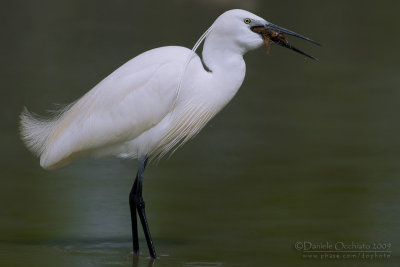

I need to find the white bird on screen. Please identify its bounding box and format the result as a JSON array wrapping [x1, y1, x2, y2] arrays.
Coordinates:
[[19, 9, 319, 258]]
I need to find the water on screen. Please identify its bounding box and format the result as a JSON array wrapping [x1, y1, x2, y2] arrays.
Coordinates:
[[1, 0, 400, 266]]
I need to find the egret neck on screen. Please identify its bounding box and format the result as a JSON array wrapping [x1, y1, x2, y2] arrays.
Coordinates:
[[201, 29, 247, 102]]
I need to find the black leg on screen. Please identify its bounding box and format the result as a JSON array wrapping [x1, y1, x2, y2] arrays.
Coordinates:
[[129, 156, 157, 259], [129, 178, 139, 254]]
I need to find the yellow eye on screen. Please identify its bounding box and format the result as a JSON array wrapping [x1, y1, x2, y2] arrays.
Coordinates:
[[244, 18, 251, 24]]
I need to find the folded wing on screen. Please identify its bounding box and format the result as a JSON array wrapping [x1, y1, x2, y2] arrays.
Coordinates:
[[20, 46, 190, 169]]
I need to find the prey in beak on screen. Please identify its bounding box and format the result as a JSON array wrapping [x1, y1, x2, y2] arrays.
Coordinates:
[[251, 22, 320, 60]]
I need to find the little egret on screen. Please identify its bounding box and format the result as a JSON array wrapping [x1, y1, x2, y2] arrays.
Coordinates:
[[19, 9, 319, 258]]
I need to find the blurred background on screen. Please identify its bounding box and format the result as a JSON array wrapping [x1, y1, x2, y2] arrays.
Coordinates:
[[1, 0, 399, 266]]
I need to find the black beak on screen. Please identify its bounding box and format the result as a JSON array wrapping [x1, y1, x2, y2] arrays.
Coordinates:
[[263, 22, 321, 60]]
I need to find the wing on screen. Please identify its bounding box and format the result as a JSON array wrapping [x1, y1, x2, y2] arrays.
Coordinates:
[[30, 46, 191, 169]]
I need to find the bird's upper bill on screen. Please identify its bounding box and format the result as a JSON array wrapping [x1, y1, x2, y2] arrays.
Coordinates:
[[251, 23, 320, 60]]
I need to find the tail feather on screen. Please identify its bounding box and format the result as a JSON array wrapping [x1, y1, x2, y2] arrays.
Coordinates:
[[19, 107, 58, 161]]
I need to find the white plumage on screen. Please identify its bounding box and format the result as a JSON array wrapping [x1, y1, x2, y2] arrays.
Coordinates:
[[22, 47, 194, 168], [20, 8, 320, 170], [20, 9, 267, 170]]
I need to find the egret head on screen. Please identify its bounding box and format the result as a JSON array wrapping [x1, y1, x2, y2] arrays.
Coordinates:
[[209, 9, 320, 59], [209, 9, 267, 52]]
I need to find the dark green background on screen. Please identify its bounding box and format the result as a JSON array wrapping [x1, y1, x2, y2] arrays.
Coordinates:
[[1, 0, 399, 266]]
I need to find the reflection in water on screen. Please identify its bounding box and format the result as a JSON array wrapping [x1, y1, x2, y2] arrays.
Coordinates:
[[146, 258, 155, 267], [60, 240, 131, 254]]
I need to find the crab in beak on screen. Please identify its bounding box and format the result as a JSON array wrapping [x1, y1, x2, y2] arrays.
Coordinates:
[[251, 22, 321, 60]]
